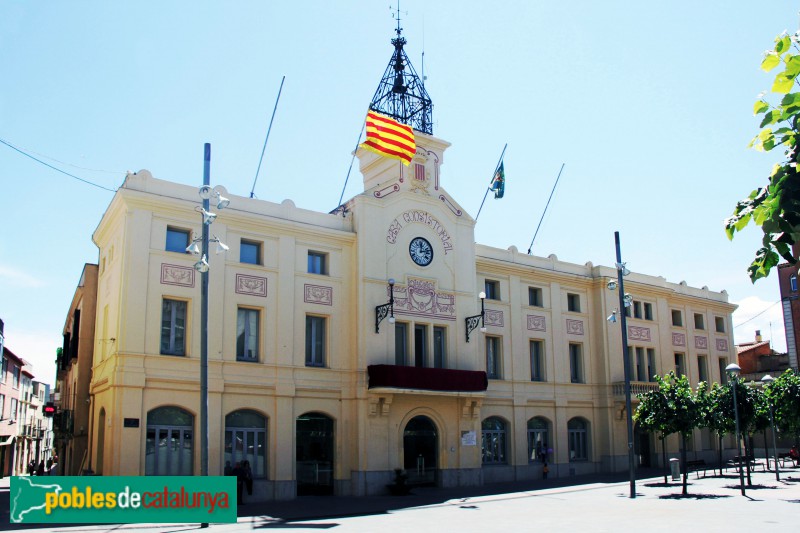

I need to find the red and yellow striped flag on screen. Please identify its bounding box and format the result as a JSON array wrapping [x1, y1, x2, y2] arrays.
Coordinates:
[[360, 111, 416, 166]]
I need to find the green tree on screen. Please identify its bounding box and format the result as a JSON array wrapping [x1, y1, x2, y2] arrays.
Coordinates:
[[698, 382, 733, 476], [767, 369, 800, 442], [634, 372, 702, 494], [634, 385, 672, 483], [725, 31, 800, 282]]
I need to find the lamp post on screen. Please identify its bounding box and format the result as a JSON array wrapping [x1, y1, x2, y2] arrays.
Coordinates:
[[465, 292, 487, 343], [761, 374, 780, 481], [607, 231, 636, 499], [726, 363, 745, 496], [187, 144, 229, 528]]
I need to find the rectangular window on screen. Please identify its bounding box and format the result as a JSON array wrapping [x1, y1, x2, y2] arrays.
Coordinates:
[[307, 251, 327, 275], [698, 355, 708, 383], [0, 356, 6, 383], [792, 275, 798, 292], [0, 394, 4, 420], [633, 301, 642, 319], [530, 340, 544, 381], [647, 348, 656, 382], [485, 280, 499, 300], [675, 353, 686, 377], [569, 343, 583, 383], [644, 303, 653, 321], [433, 327, 446, 369], [12, 366, 20, 388], [305, 315, 326, 367], [636, 347, 646, 381], [528, 287, 543, 307], [694, 313, 705, 330], [166, 227, 190, 253], [718, 358, 728, 384], [567, 293, 581, 313], [714, 316, 725, 333], [160, 299, 187, 356], [395, 322, 408, 366], [10, 398, 18, 420], [414, 324, 427, 367], [240, 240, 262, 265], [486, 336, 501, 379], [236, 308, 260, 362], [671, 310, 683, 327]]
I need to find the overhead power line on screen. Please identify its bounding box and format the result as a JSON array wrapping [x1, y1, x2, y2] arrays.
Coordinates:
[[0, 137, 118, 193], [733, 299, 781, 329]]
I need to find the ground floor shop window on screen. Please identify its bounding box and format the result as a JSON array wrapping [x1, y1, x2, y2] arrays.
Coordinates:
[[568, 418, 589, 462], [527, 417, 550, 463], [145, 406, 193, 475], [224, 409, 267, 478]]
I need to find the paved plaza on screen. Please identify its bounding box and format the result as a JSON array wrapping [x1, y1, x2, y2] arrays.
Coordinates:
[[1, 467, 798, 532]]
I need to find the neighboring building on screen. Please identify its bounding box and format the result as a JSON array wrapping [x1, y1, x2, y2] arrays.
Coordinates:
[[0, 345, 24, 477], [54, 264, 98, 475], [76, 27, 737, 500], [736, 330, 790, 380], [778, 262, 800, 371]]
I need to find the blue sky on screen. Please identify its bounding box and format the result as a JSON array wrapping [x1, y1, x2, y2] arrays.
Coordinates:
[[1, 1, 797, 385]]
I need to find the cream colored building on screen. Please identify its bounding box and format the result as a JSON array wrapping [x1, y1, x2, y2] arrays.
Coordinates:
[[83, 128, 737, 500]]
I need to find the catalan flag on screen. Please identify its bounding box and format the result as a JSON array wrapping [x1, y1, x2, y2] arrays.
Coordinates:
[[360, 111, 416, 166]]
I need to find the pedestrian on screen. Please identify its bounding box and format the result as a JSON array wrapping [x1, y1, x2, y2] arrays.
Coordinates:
[[28, 460, 35, 476], [46, 457, 53, 474], [542, 462, 549, 480], [242, 460, 253, 496], [224, 460, 232, 476], [37, 461, 45, 476], [232, 462, 244, 504]]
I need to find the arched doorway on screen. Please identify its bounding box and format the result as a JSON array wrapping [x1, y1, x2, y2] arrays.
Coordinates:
[[296, 412, 334, 495], [634, 423, 652, 468], [403, 416, 437, 485], [96, 408, 105, 475], [145, 406, 194, 476]]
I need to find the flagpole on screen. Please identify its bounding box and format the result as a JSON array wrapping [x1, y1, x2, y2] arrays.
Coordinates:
[[335, 106, 371, 215], [250, 76, 285, 199], [527, 163, 565, 254], [474, 143, 507, 223]]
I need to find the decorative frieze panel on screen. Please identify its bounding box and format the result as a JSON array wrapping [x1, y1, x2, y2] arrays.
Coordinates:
[[672, 332, 686, 347], [566, 319, 584, 335], [161, 264, 194, 288], [485, 310, 504, 327], [304, 284, 333, 306], [695, 336, 708, 350], [235, 274, 267, 297], [392, 278, 455, 321], [716, 338, 729, 352], [527, 315, 546, 332], [628, 326, 651, 342]]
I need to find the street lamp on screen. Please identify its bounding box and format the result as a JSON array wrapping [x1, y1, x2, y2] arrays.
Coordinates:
[[375, 279, 396, 333], [186, 144, 228, 528], [761, 374, 780, 481], [607, 231, 636, 499], [726, 363, 745, 496], [465, 291, 487, 343]]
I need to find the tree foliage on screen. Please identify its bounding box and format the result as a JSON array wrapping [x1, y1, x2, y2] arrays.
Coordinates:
[[726, 31, 800, 282], [764, 369, 800, 439]]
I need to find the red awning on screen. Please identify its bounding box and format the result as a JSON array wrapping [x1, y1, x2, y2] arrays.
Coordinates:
[[368, 364, 488, 393]]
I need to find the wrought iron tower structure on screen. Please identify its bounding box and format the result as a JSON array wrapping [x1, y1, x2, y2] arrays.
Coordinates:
[[369, 17, 433, 135]]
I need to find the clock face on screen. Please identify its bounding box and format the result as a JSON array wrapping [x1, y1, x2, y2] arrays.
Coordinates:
[[409, 237, 433, 266]]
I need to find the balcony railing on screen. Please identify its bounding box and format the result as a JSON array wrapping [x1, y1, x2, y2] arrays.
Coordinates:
[[368, 365, 488, 393], [612, 381, 659, 400]]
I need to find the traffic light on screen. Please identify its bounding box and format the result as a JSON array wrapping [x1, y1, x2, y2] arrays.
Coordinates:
[[44, 402, 56, 417]]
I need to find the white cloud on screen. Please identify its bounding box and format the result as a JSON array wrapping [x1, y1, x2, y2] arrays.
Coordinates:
[[732, 296, 786, 353], [0, 264, 46, 288]]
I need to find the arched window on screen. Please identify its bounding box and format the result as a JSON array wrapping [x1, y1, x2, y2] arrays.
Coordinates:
[[527, 417, 551, 463], [481, 417, 508, 465], [224, 410, 267, 478], [145, 406, 193, 475], [568, 418, 589, 462]]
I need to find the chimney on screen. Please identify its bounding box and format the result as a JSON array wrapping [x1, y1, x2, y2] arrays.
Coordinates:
[[755, 330, 762, 342]]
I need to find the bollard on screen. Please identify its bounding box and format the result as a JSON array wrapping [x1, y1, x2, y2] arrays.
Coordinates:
[[669, 458, 680, 481]]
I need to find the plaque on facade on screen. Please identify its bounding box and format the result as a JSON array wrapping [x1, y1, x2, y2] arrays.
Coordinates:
[[566, 319, 584, 335], [716, 338, 729, 352], [485, 310, 504, 327], [160, 264, 195, 288], [124, 418, 140, 428], [527, 315, 547, 332], [304, 284, 333, 305], [672, 332, 686, 347], [235, 274, 267, 297], [461, 431, 477, 446], [628, 326, 651, 342], [695, 336, 708, 350]]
